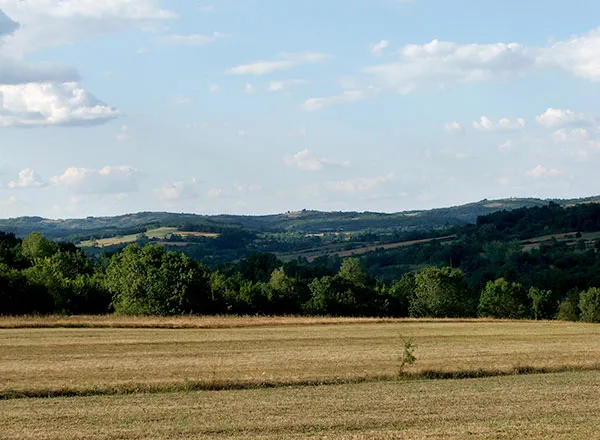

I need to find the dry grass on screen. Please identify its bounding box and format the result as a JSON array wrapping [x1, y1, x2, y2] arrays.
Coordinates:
[[79, 227, 219, 248], [0, 315, 401, 329], [2, 320, 600, 398], [1, 371, 599, 439]]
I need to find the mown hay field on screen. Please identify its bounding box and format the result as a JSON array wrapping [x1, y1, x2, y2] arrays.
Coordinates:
[[1, 317, 600, 439], [2, 371, 600, 439], [2, 318, 600, 396]]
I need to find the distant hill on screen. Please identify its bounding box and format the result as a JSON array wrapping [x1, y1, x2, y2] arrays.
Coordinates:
[[0, 195, 599, 240]]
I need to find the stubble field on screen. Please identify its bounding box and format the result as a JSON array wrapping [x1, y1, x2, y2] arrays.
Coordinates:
[[1, 316, 600, 439]]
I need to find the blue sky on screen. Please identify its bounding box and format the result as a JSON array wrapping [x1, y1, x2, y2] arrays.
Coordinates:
[[1, 0, 600, 218]]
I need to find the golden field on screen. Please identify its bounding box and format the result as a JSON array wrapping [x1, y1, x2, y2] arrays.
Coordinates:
[[1, 317, 600, 438]]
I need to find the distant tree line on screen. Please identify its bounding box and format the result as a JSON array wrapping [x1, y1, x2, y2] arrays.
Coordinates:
[[2, 202, 600, 321]]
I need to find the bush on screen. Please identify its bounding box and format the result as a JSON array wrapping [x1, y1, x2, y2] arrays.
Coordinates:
[[557, 299, 579, 321]]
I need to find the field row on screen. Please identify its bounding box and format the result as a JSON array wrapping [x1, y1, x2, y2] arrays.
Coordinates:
[[1, 371, 599, 439], [2, 320, 600, 397]]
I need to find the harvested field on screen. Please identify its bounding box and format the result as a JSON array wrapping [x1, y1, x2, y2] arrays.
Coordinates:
[[2, 319, 600, 399], [1, 371, 599, 439]]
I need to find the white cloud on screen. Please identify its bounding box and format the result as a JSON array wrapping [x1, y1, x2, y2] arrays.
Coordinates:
[[284, 150, 349, 171], [0, 0, 175, 51], [303, 89, 375, 111], [244, 83, 254, 94], [0, 82, 119, 127], [540, 28, 600, 82], [371, 40, 390, 56], [364, 39, 536, 92], [362, 28, 600, 94], [51, 166, 140, 194], [155, 178, 200, 201], [536, 108, 595, 129], [326, 173, 395, 192], [159, 32, 226, 46], [473, 116, 526, 132], [526, 165, 565, 178], [444, 121, 463, 134], [228, 52, 328, 75], [498, 139, 514, 151], [0, 10, 79, 85], [209, 84, 220, 93], [267, 79, 306, 92], [8, 168, 45, 188]]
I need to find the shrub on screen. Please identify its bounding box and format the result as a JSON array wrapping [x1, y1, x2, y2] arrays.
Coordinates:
[[557, 299, 579, 321]]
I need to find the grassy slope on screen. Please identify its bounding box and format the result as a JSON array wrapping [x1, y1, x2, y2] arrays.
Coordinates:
[[1, 371, 599, 439], [78, 227, 219, 248], [2, 319, 600, 397]]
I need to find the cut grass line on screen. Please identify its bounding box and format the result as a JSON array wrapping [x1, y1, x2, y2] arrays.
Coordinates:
[[3, 363, 600, 401], [0, 315, 510, 329]]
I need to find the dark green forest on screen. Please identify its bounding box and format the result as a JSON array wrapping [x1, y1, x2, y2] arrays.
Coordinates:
[[2, 202, 600, 321]]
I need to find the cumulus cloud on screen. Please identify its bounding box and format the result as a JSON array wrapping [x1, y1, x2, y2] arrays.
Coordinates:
[[8, 168, 45, 188], [0, 82, 119, 127], [303, 89, 376, 111], [0, 1, 174, 126], [540, 28, 600, 82], [473, 116, 526, 132], [536, 108, 595, 129], [228, 52, 328, 75], [284, 150, 348, 171], [51, 166, 140, 194], [155, 178, 200, 201]]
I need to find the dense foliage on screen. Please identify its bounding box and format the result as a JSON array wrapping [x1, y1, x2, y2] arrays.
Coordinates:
[[1, 202, 600, 321]]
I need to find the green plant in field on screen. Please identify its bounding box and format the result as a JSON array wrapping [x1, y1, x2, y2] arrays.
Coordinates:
[[398, 337, 416, 376]]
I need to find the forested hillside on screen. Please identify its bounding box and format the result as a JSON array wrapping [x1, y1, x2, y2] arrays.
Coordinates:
[[1, 202, 600, 321], [1, 196, 599, 239]]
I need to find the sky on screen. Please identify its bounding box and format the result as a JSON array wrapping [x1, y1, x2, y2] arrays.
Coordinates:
[[1, 0, 600, 219]]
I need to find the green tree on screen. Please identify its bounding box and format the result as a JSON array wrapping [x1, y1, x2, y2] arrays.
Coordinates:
[[387, 273, 415, 317], [410, 267, 472, 318], [267, 267, 306, 314], [579, 287, 600, 323], [338, 258, 366, 286], [304, 276, 356, 316], [21, 232, 57, 262], [0, 263, 53, 314], [106, 244, 211, 315], [478, 278, 530, 319], [528, 287, 555, 320]]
